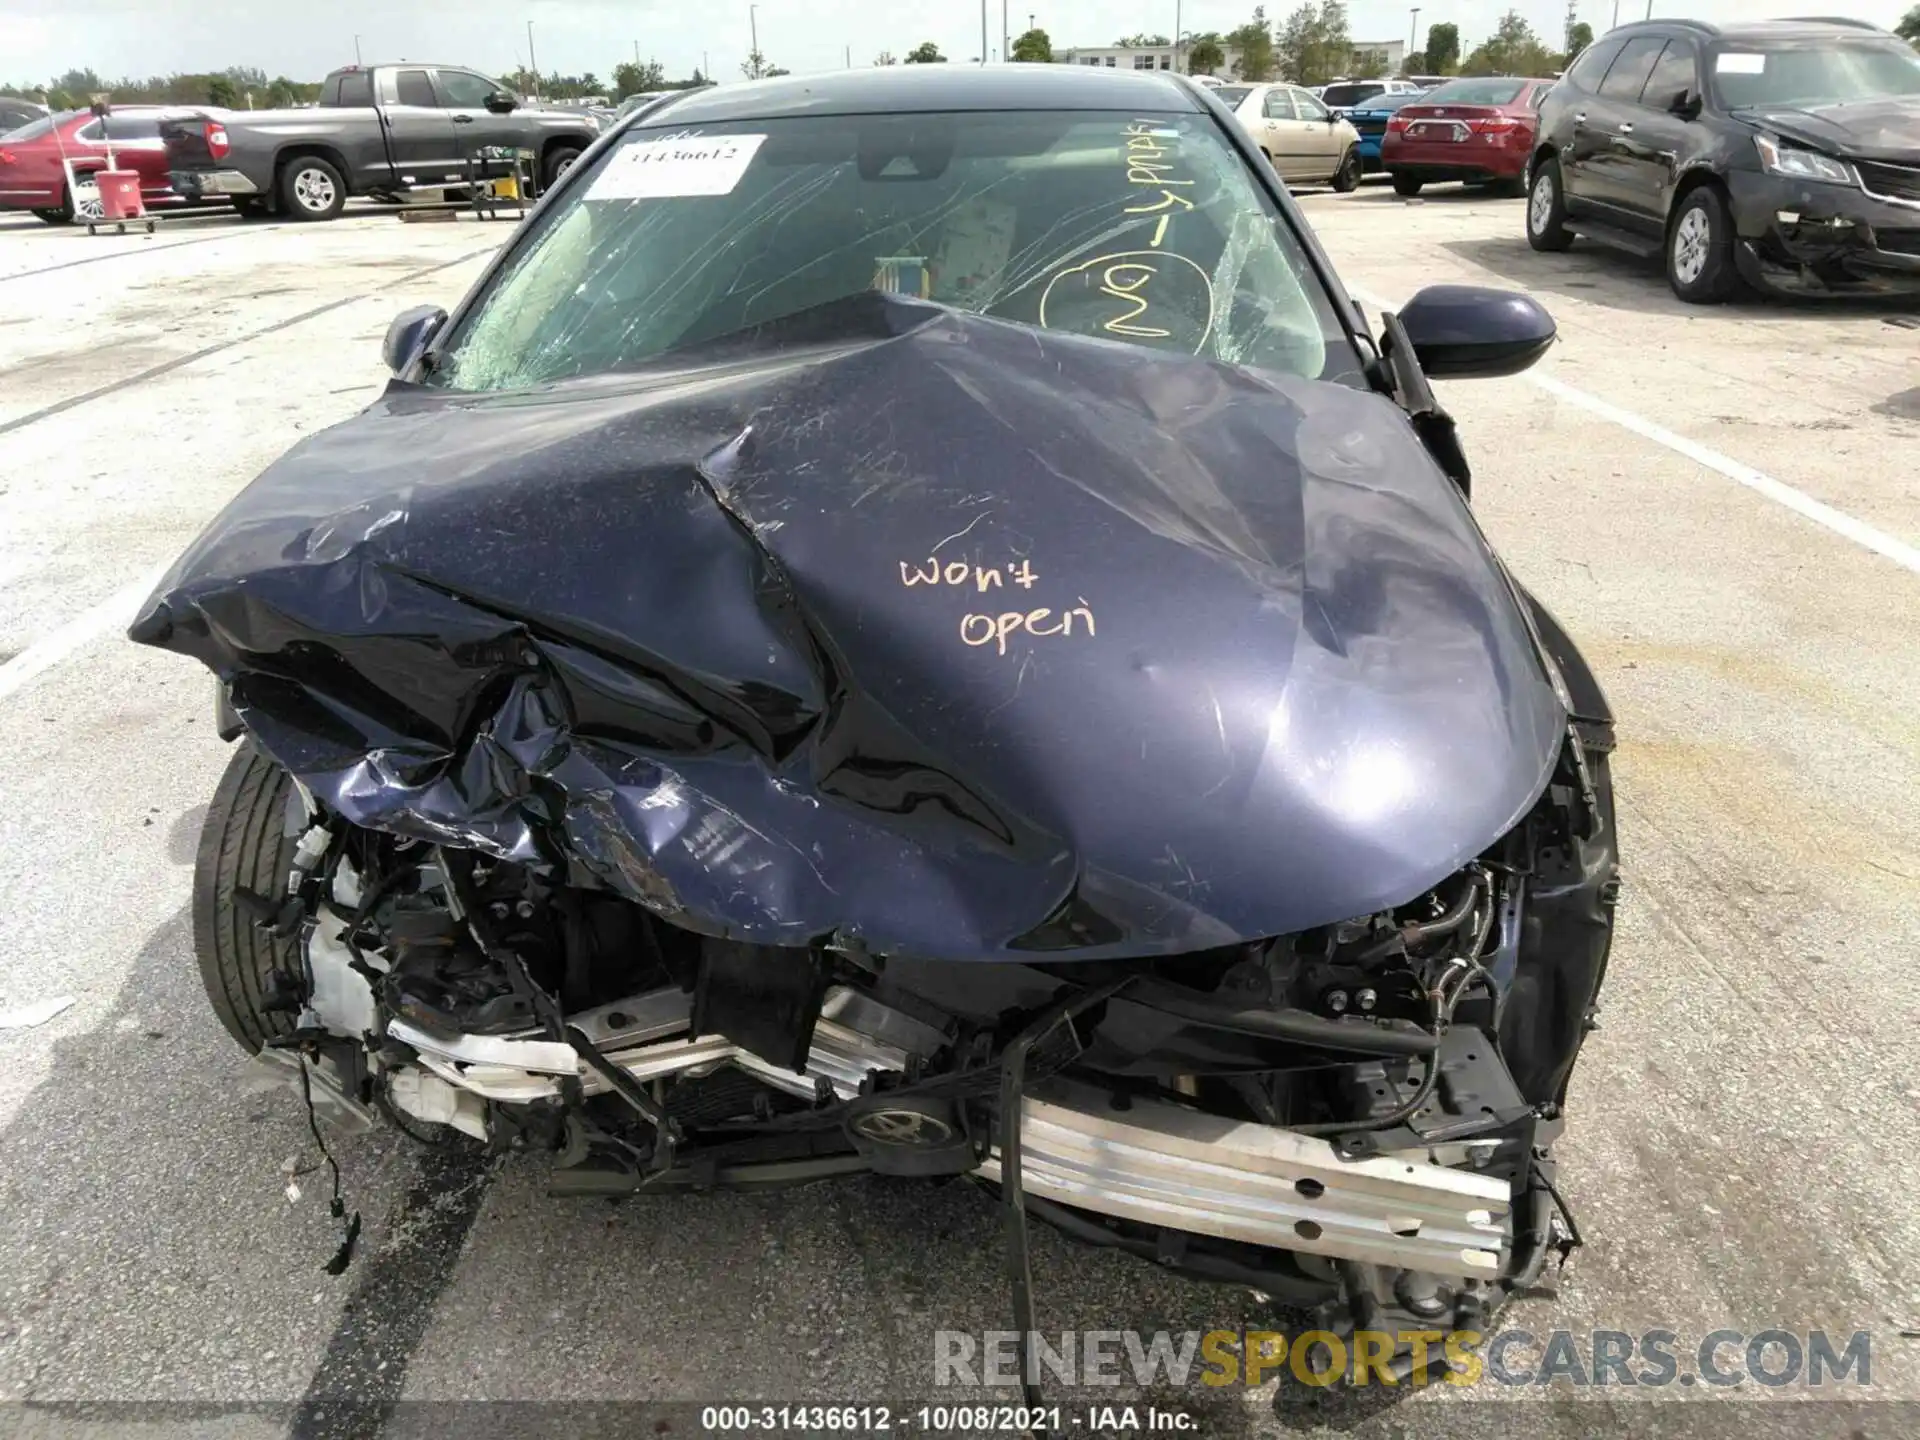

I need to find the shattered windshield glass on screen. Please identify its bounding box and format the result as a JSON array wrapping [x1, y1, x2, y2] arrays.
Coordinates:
[[431, 108, 1358, 391]]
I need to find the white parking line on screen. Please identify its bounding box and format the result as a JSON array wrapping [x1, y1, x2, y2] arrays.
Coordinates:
[[1345, 284, 1920, 579], [0, 565, 170, 706]]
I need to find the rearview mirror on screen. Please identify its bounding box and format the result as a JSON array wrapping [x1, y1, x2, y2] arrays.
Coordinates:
[[485, 90, 519, 114], [1396, 284, 1555, 380], [382, 304, 447, 376], [1669, 89, 1702, 120]]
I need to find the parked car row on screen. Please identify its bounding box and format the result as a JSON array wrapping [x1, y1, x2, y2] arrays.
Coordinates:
[[1298, 16, 1920, 308], [1, 63, 601, 225]]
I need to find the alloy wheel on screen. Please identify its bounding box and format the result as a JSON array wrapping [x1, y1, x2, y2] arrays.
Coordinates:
[[1673, 208, 1710, 286], [293, 167, 337, 214]]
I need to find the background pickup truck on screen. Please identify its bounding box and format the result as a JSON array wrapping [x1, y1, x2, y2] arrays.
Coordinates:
[[159, 63, 600, 220]]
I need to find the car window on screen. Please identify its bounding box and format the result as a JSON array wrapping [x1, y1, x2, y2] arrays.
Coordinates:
[[1419, 78, 1528, 106], [1599, 37, 1667, 103], [335, 71, 374, 107], [431, 109, 1361, 393], [89, 115, 162, 141], [1708, 40, 1920, 109], [1213, 85, 1253, 107], [435, 70, 499, 109], [395, 69, 436, 108], [1639, 42, 1699, 110], [1320, 83, 1383, 108], [1565, 37, 1626, 92], [1295, 90, 1331, 120], [2, 114, 57, 141], [1261, 89, 1293, 120]]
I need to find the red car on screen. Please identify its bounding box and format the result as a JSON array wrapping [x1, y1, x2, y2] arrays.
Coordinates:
[[1382, 76, 1558, 197], [0, 107, 183, 223]]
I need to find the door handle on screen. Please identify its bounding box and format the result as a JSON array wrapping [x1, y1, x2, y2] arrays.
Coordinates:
[[1574, 112, 1588, 123], [453, 114, 475, 124], [1618, 122, 1634, 133]]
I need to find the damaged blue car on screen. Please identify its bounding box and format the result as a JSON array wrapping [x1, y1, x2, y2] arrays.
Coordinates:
[[133, 65, 1614, 1398]]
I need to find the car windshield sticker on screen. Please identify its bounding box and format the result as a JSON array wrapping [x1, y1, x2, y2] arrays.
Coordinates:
[[1715, 53, 1766, 75], [587, 132, 767, 200]]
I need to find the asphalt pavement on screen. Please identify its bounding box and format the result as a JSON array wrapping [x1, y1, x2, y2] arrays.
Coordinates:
[[0, 189, 1916, 1440]]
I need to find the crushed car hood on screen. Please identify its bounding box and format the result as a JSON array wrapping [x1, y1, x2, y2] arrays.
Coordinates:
[[1735, 97, 1920, 162], [130, 295, 1565, 961]]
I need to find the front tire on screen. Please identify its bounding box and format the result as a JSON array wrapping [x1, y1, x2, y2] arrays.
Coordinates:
[[1666, 185, 1744, 305], [1331, 148, 1362, 193], [541, 145, 582, 192], [1526, 157, 1574, 252], [193, 743, 304, 1053], [1391, 171, 1423, 197], [279, 155, 346, 221]]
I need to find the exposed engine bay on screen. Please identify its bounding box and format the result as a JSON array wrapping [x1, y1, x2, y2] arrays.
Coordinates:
[[239, 716, 1613, 1369]]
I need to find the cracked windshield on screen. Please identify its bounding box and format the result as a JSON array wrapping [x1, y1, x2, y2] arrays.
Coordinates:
[[431, 108, 1358, 391]]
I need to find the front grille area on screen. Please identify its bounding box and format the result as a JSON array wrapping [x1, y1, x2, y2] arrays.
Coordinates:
[[1875, 229, 1920, 257], [1858, 160, 1920, 206]]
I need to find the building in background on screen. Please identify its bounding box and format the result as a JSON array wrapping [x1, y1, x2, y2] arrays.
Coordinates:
[[1054, 43, 1243, 79], [1054, 37, 1405, 82]]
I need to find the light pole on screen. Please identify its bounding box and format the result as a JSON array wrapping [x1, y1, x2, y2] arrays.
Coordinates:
[[353, 34, 363, 65], [526, 20, 538, 96], [1409, 7, 1420, 59], [1003, 0, 1009, 67], [1174, 0, 1182, 72], [750, 3, 759, 62], [980, 0, 988, 66]]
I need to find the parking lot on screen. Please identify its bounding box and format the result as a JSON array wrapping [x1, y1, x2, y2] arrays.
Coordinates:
[[1, 184, 1917, 1440]]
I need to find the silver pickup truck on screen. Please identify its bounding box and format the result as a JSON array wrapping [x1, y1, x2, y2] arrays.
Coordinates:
[[160, 63, 600, 220]]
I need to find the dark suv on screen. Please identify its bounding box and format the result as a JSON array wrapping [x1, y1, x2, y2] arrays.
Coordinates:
[[1526, 18, 1920, 303]]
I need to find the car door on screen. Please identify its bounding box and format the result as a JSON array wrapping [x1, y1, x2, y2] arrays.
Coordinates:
[[1580, 36, 1669, 223], [1554, 36, 1626, 209], [1291, 88, 1344, 178], [1256, 87, 1307, 177], [1611, 40, 1702, 230], [431, 68, 520, 157], [378, 66, 459, 185]]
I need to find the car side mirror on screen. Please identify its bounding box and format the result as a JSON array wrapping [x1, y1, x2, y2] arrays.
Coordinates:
[[1669, 89, 1702, 120], [382, 304, 447, 376], [1396, 284, 1556, 380], [485, 90, 519, 114]]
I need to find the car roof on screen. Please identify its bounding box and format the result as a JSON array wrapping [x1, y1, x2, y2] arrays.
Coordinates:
[[1605, 17, 1894, 44], [632, 65, 1205, 126]]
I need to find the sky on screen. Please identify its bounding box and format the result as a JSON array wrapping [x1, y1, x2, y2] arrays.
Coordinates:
[[2, 0, 1914, 87]]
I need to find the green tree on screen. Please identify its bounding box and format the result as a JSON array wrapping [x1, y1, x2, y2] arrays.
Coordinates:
[[741, 49, 776, 78], [1425, 22, 1461, 73], [612, 60, 666, 97], [1188, 33, 1226, 73], [1228, 6, 1277, 81], [1898, 6, 1919, 42], [904, 41, 946, 63], [874, 50, 898, 65], [1115, 33, 1171, 47], [1401, 49, 1428, 75], [1010, 29, 1052, 63], [1318, 0, 1352, 81], [1462, 11, 1558, 76], [207, 74, 237, 106], [1567, 21, 1594, 61]]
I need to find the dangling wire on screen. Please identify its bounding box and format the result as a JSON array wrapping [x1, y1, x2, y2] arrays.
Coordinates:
[[296, 1045, 363, 1275]]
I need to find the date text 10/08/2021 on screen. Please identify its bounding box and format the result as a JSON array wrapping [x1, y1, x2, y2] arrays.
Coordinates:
[[701, 1406, 1197, 1433]]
